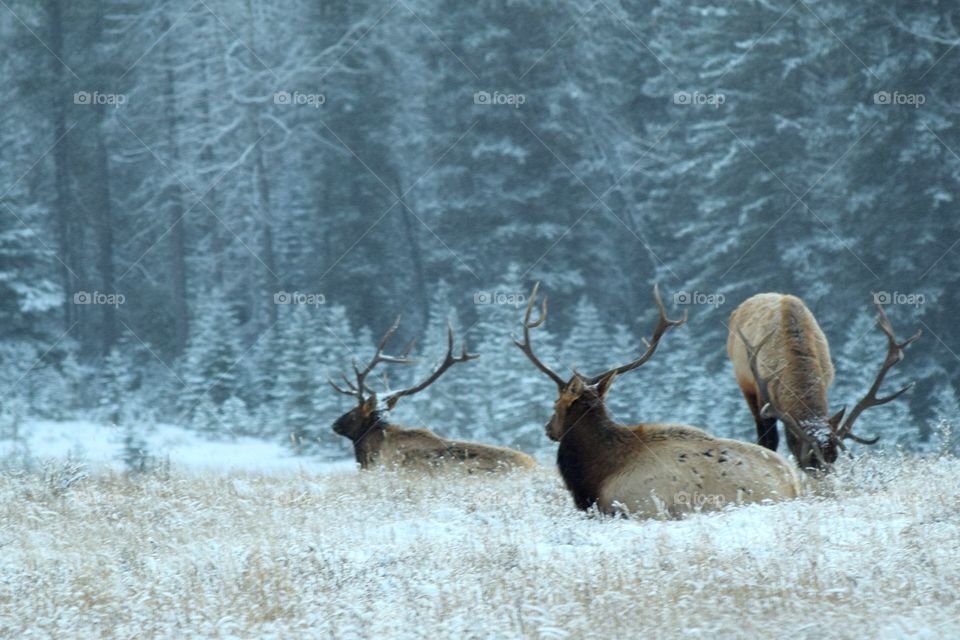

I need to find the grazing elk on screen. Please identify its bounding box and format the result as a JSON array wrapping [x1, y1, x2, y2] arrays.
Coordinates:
[[727, 293, 920, 471], [329, 319, 535, 473], [515, 283, 800, 517]]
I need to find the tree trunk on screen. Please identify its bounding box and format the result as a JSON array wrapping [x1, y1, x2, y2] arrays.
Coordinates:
[[255, 143, 278, 326], [48, 0, 75, 332], [162, 12, 189, 354], [395, 177, 428, 332], [93, 125, 117, 354], [246, 0, 278, 328]]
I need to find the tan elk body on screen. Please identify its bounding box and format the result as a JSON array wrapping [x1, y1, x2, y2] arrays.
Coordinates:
[[516, 284, 800, 517], [728, 294, 837, 461], [330, 319, 535, 473], [554, 394, 801, 516], [340, 415, 535, 472], [727, 293, 920, 470], [728, 294, 835, 417]]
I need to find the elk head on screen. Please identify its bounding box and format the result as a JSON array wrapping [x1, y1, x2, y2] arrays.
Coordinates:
[[737, 303, 920, 470], [329, 317, 478, 443], [514, 283, 687, 441]]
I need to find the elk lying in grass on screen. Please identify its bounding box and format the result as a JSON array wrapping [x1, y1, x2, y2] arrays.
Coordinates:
[[727, 293, 921, 471], [515, 284, 800, 517], [329, 319, 535, 473]]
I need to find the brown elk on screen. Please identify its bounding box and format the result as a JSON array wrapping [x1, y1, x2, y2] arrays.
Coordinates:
[[727, 293, 921, 471], [329, 318, 536, 472], [515, 284, 800, 517]]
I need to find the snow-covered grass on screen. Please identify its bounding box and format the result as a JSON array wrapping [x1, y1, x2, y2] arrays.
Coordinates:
[[1, 451, 958, 639]]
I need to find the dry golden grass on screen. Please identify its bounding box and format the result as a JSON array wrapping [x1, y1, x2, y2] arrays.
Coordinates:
[[1, 453, 958, 639]]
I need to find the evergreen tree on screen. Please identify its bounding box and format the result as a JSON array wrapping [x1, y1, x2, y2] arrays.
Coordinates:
[[98, 343, 134, 425], [390, 280, 470, 433], [179, 289, 243, 431], [456, 267, 562, 451], [605, 322, 640, 419], [931, 381, 960, 455], [276, 305, 322, 451], [119, 422, 150, 474], [562, 297, 613, 376], [220, 396, 252, 439], [0, 0, 957, 447]]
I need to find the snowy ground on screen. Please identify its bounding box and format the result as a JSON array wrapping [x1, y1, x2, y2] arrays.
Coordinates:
[[1, 438, 958, 640], [0, 420, 355, 474]]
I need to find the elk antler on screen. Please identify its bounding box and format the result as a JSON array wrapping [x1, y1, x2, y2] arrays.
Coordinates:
[[514, 282, 567, 389], [383, 323, 478, 409], [327, 316, 415, 402], [585, 284, 687, 385], [736, 327, 832, 467], [328, 372, 365, 398], [836, 303, 921, 443]]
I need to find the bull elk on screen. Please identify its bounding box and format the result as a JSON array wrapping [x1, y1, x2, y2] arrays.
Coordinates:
[[329, 318, 535, 472], [515, 283, 800, 517], [727, 293, 921, 471]]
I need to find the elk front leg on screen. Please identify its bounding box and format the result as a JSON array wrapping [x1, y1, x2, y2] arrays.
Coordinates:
[[742, 387, 779, 452]]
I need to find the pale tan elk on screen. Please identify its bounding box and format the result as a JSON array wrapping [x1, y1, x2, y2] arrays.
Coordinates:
[[515, 284, 799, 517], [329, 318, 535, 473], [727, 293, 920, 471]]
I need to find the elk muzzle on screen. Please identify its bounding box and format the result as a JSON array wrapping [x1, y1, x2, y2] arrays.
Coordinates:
[[796, 427, 839, 471], [545, 414, 565, 442]]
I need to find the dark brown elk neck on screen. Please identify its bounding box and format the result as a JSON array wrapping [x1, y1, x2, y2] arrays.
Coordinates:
[[778, 299, 830, 422], [352, 422, 390, 468], [556, 403, 634, 511]]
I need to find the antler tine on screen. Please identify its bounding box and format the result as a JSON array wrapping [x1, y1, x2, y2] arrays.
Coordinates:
[[523, 282, 548, 329], [327, 375, 358, 397], [345, 316, 418, 402], [447, 322, 479, 364], [837, 303, 921, 441], [364, 316, 415, 367], [737, 327, 778, 408], [513, 282, 566, 388], [586, 284, 687, 385], [400, 337, 417, 359], [459, 329, 471, 359], [378, 315, 402, 350], [383, 321, 478, 408], [347, 371, 379, 397]]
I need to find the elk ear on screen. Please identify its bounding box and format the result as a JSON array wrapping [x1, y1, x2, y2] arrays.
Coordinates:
[[566, 376, 586, 399], [828, 406, 847, 431], [595, 371, 618, 398], [384, 395, 400, 411], [361, 394, 379, 415]]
